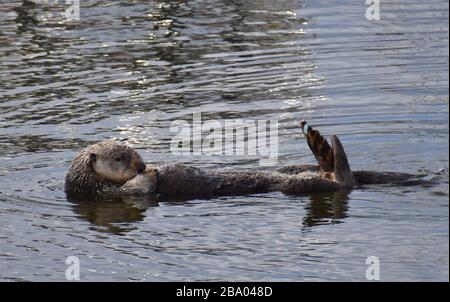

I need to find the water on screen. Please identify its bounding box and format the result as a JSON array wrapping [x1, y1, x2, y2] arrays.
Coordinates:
[[0, 0, 448, 281]]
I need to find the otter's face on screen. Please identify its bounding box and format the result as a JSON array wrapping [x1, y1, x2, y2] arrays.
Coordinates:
[[89, 141, 146, 184]]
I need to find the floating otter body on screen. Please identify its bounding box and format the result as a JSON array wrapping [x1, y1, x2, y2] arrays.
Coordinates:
[[152, 133, 353, 198], [65, 122, 426, 199]]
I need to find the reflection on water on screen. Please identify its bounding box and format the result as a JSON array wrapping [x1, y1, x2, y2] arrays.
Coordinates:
[[0, 0, 448, 281], [303, 191, 349, 228], [68, 190, 350, 234], [67, 193, 159, 234]]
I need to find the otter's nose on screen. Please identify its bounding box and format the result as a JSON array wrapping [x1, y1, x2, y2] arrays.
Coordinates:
[[137, 162, 146, 174]]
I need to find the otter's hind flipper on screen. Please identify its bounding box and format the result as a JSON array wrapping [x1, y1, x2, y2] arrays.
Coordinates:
[[300, 121, 334, 172], [331, 135, 354, 188], [300, 121, 354, 188]]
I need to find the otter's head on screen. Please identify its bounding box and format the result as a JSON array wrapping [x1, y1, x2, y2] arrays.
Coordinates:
[[87, 140, 146, 185]]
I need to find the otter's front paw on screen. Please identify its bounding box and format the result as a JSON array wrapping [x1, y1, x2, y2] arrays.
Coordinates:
[[121, 168, 159, 195]]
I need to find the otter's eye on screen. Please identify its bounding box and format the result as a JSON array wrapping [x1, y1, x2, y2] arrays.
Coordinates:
[[115, 157, 121, 162]]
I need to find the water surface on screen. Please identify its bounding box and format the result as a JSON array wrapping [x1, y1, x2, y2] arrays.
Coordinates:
[[0, 0, 448, 281]]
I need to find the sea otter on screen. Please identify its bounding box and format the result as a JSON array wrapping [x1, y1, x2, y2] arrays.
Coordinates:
[[65, 121, 426, 198]]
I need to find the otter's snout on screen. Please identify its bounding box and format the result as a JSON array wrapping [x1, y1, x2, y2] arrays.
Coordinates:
[[133, 160, 146, 174]]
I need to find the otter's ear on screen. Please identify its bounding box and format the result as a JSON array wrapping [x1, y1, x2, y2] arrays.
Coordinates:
[[89, 153, 97, 163]]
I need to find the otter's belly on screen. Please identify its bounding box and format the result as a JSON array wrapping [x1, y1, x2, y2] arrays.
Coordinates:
[[156, 164, 223, 197], [156, 165, 276, 197], [155, 164, 343, 197]]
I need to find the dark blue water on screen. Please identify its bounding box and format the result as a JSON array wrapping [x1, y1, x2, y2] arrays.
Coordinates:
[[0, 0, 448, 281]]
